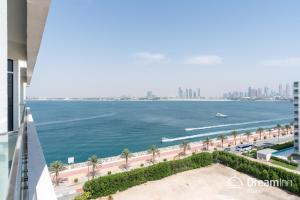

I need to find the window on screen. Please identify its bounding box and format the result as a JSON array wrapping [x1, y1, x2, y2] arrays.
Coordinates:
[[7, 59, 13, 131]]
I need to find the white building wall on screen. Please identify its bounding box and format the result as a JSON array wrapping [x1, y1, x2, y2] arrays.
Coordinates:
[[13, 59, 21, 130], [12, 60, 27, 129], [0, 0, 8, 199], [294, 82, 300, 155], [0, 0, 7, 133]]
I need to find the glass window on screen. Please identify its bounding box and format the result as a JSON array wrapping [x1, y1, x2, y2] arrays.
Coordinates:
[[7, 59, 13, 72], [7, 60, 13, 131]]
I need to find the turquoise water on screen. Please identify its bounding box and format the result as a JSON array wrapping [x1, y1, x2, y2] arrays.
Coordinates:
[[272, 147, 295, 158], [27, 100, 293, 164]]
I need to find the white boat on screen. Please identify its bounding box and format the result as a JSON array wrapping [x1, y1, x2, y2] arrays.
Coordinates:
[[216, 113, 228, 118]]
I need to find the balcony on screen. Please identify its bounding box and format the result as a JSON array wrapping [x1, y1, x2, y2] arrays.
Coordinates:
[[3, 108, 56, 200]]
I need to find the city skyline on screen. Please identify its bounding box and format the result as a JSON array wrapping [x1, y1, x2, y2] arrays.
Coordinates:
[[28, 83, 293, 99], [26, 0, 300, 98], [223, 83, 292, 100]]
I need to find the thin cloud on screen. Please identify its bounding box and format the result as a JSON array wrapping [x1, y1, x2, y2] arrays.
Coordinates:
[[185, 55, 223, 65], [133, 52, 167, 63], [261, 57, 300, 66]]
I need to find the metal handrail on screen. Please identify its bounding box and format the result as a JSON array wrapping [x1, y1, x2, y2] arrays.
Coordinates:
[[6, 109, 27, 200], [0, 130, 19, 136]]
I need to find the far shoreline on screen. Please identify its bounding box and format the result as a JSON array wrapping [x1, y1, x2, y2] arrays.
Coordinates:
[[27, 98, 292, 102]]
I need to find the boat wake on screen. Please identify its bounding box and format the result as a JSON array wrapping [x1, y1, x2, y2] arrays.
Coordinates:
[[35, 113, 116, 126], [185, 117, 292, 131], [162, 124, 288, 143]]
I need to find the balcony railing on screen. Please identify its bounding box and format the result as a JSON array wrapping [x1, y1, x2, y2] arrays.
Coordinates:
[[5, 108, 57, 200]]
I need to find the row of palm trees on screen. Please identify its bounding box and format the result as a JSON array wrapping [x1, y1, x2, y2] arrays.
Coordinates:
[[50, 123, 293, 185], [50, 145, 162, 185], [212, 123, 293, 148]]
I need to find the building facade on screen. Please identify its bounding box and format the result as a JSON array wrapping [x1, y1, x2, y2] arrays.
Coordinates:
[[294, 81, 300, 155], [0, 0, 55, 199]]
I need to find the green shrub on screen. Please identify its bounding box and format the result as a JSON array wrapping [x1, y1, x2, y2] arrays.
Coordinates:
[[271, 156, 298, 167], [242, 150, 257, 158], [74, 192, 91, 200], [270, 141, 294, 150], [107, 171, 111, 175], [83, 152, 213, 198], [213, 151, 300, 196]]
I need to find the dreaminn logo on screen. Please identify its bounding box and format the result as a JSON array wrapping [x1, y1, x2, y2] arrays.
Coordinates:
[[226, 175, 243, 189], [226, 174, 293, 189], [247, 178, 293, 187]]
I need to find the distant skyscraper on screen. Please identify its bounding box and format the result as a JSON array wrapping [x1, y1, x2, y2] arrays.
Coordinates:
[[248, 87, 252, 98], [279, 84, 283, 96], [178, 87, 183, 98], [188, 88, 193, 99], [286, 83, 290, 98], [193, 91, 197, 99], [185, 88, 189, 99], [264, 86, 269, 97], [146, 91, 153, 99], [197, 88, 201, 98], [257, 88, 262, 98]]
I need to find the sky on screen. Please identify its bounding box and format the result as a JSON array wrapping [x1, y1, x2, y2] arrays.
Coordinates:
[[27, 0, 300, 98]]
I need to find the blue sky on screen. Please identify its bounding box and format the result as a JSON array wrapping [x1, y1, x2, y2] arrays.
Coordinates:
[[27, 0, 300, 98]]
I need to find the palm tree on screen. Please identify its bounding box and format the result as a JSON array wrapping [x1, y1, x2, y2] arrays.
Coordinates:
[[268, 129, 272, 138], [121, 148, 132, 169], [217, 134, 227, 148], [231, 131, 238, 145], [180, 140, 191, 155], [148, 145, 160, 164], [245, 131, 252, 142], [50, 160, 64, 186], [257, 127, 264, 140], [280, 127, 285, 135], [285, 124, 291, 135], [88, 155, 101, 179], [204, 137, 211, 150], [276, 124, 282, 143]]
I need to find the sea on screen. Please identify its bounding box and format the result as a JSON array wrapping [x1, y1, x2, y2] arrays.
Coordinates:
[[27, 100, 293, 164]]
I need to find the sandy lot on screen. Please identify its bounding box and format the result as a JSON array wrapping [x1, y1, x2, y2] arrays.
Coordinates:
[[111, 164, 300, 200]]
